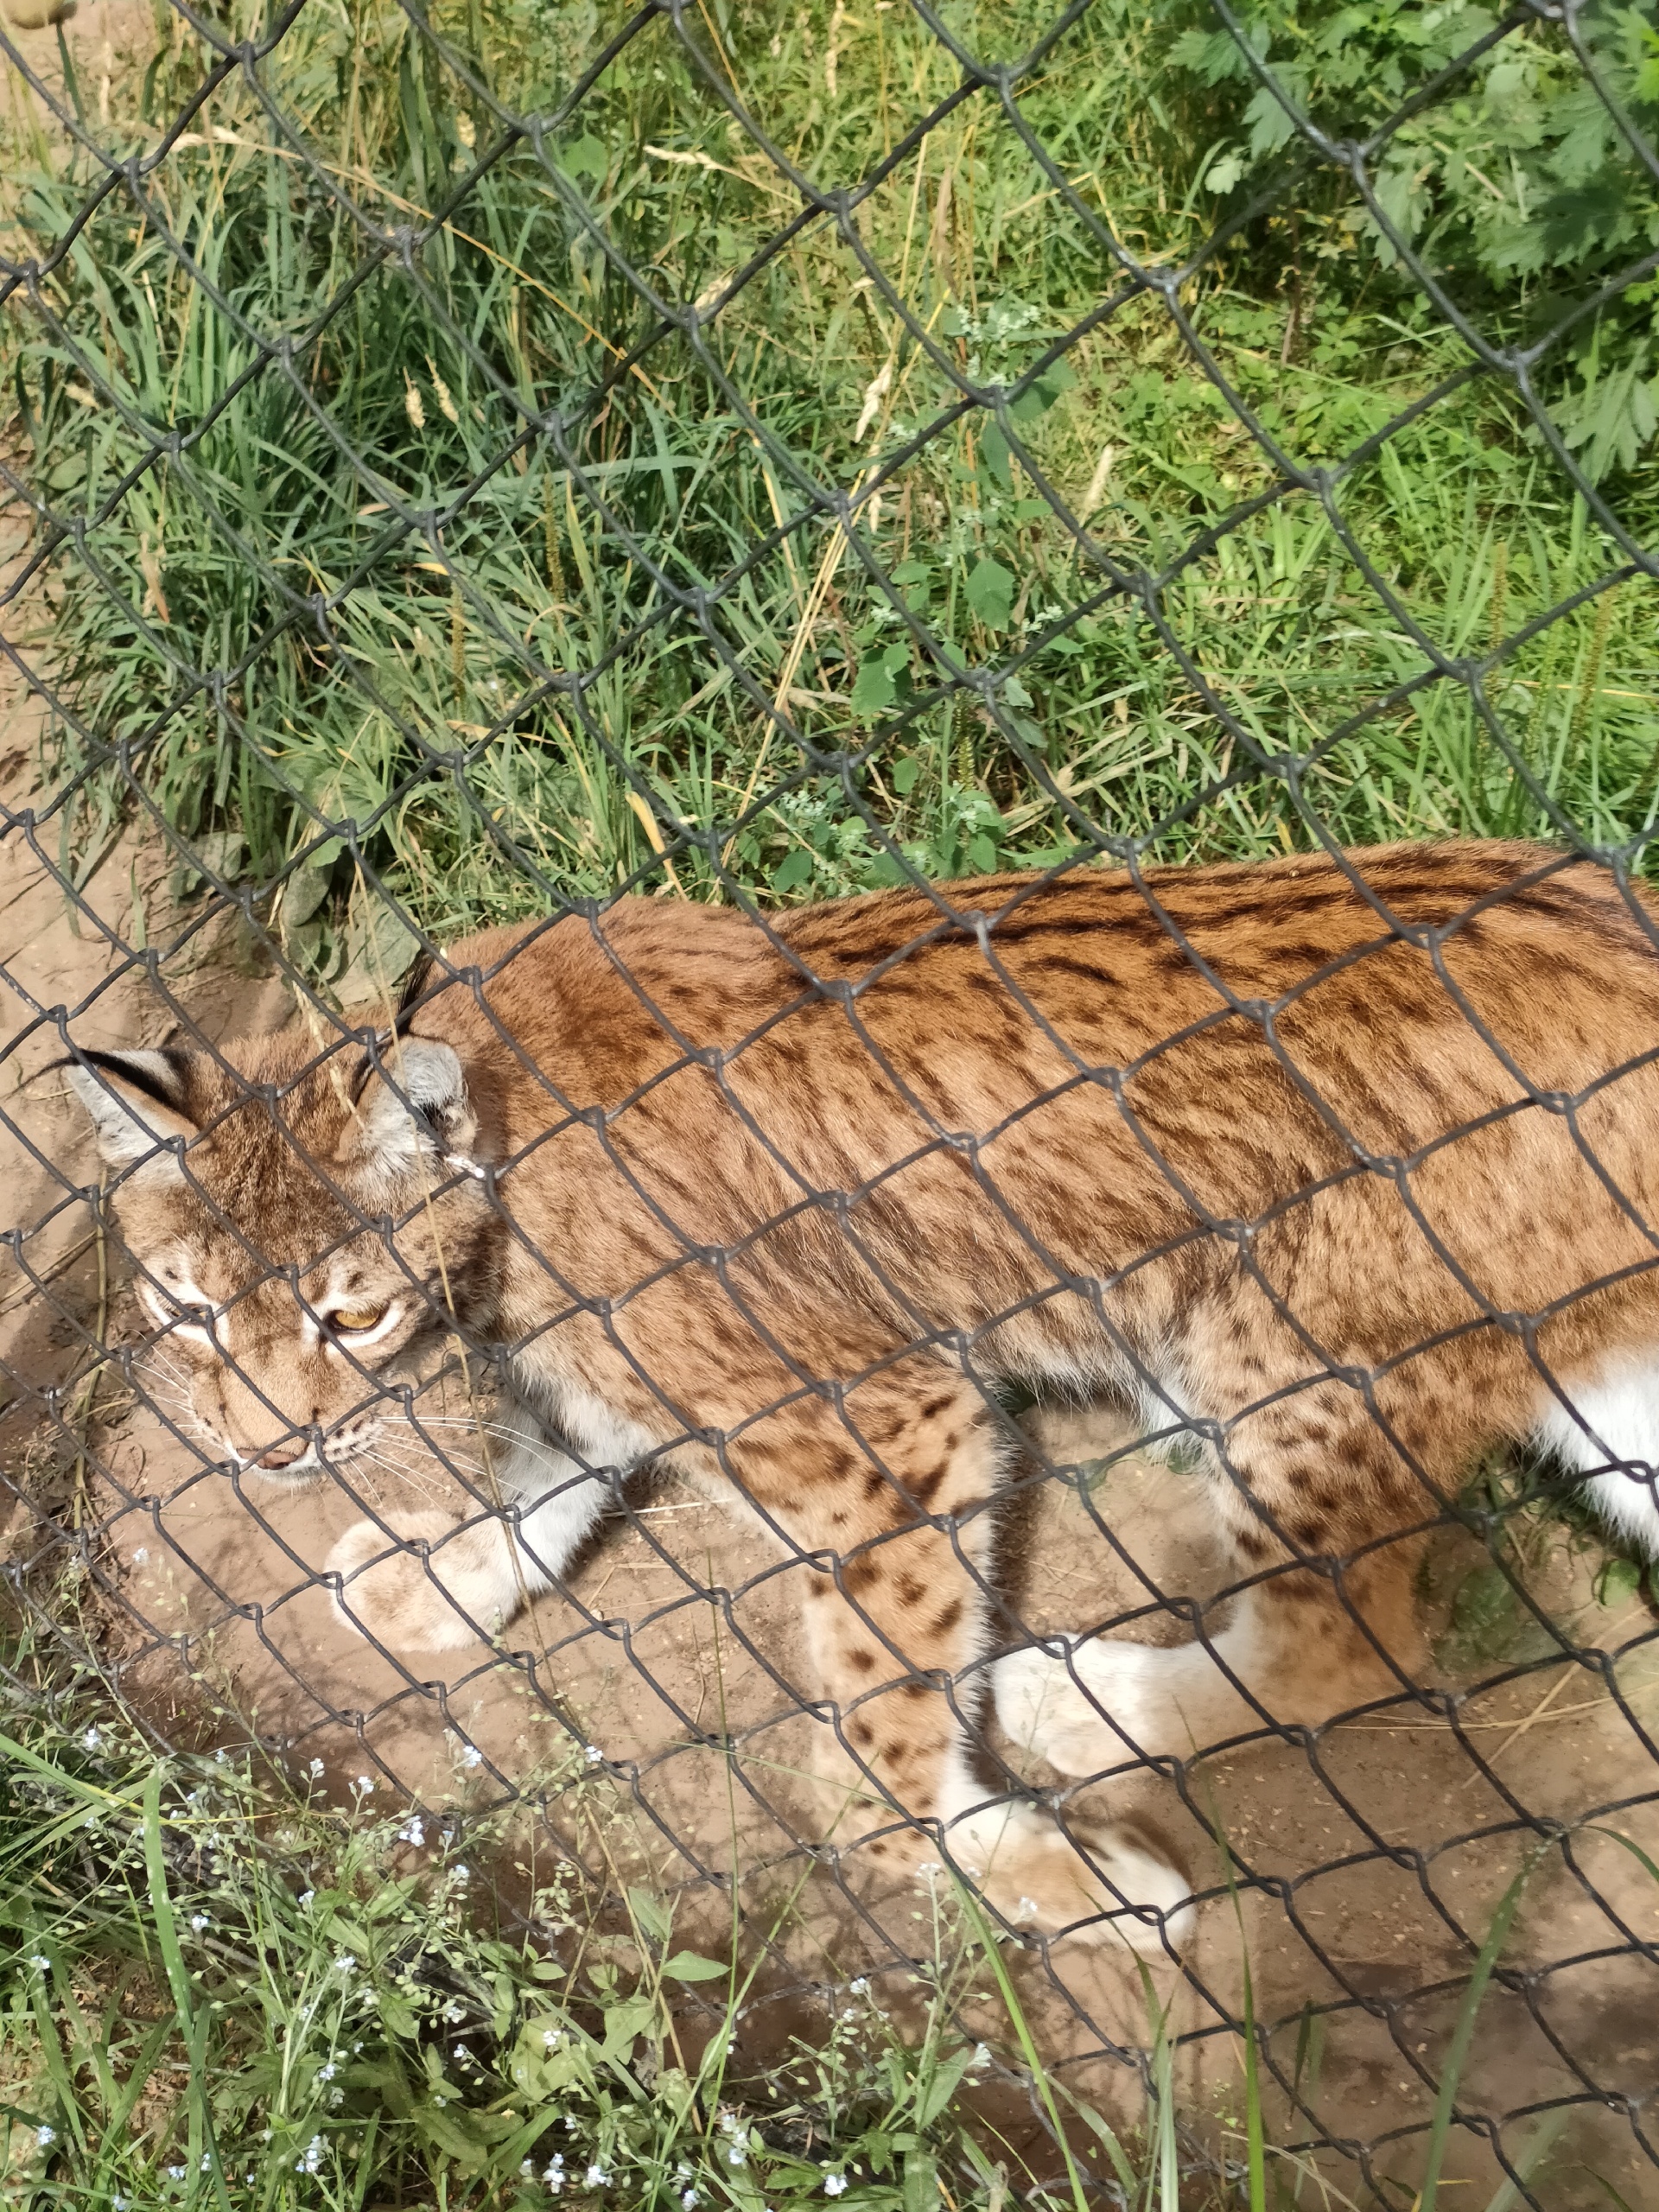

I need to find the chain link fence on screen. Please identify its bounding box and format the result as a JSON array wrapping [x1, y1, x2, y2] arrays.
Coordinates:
[[3, 0, 1659, 2202]]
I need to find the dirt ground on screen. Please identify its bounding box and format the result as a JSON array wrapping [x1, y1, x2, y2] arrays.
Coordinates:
[[3, 22, 1658, 2190]]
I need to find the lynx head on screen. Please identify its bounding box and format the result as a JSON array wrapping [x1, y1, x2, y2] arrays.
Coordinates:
[[63, 1029, 497, 1482]]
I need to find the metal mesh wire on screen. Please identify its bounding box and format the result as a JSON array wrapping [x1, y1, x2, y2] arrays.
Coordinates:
[[3, 0, 1658, 2202]]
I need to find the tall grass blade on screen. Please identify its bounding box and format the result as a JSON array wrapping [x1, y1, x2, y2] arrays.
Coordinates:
[[954, 1885, 1093, 2212], [1418, 1841, 1554, 2212]]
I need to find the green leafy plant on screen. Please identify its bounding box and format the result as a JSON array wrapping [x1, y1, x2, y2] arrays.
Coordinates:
[[1173, 0, 1659, 478]]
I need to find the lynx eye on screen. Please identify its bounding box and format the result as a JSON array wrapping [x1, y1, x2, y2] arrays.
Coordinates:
[[329, 1304, 387, 1337]]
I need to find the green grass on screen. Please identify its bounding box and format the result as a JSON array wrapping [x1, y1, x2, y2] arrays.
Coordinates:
[[5, 1650, 1647, 2211], [3, 0, 1656, 998], [0, 1664, 1223, 2212]]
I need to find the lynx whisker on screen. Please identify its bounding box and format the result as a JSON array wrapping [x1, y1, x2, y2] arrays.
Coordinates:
[[410, 1416, 584, 1476]]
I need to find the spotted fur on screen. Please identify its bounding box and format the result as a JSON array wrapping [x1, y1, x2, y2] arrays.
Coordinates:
[[66, 839, 1659, 1948]]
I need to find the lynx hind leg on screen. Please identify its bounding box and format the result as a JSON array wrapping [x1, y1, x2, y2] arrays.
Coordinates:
[[759, 1368, 1192, 1952], [997, 1395, 1430, 1770], [938, 1748, 1194, 1956]]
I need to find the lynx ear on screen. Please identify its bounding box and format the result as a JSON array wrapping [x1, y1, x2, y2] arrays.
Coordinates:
[[61, 1048, 197, 1172], [340, 1039, 477, 1181]]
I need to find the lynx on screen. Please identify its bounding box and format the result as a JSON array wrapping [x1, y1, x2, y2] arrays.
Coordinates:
[[66, 841, 1659, 1950]]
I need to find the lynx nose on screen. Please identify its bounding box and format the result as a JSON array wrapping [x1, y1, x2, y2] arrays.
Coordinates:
[[255, 1438, 309, 1470]]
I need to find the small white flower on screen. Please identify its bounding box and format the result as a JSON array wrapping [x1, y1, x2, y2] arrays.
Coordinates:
[[398, 1818, 425, 1847], [353, 1774, 374, 1794], [848, 1977, 868, 1996], [727, 2144, 747, 2167], [113, 2196, 129, 2209], [542, 2028, 561, 2050], [300, 2133, 324, 2174], [585, 2165, 610, 2188], [83, 1726, 101, 1750], [681, 2192, 698, 2209], [544, 2158, 566, 2194], [1016, 1895, 1039, 1922], [453, 2044, 468, 2062], [443, 2002, 465, 2024], [912, 1859, 943, 1884], [200, 2153, 213, 2172], [824, 2177, 849, 2198], [317, 2062, 336, 2082], [307, 1758, 325, 1779], [189, 1913, 210, 1931], [35, 2125, 54, 2147], [452, 1863, 470, 1883], [167, 2167, 187, 2182], [132, 1546, 149, 1563], [584, 1745, 602, 1764], [29, 1953, 49, 1970], [297, 1890, 315, 1909], [336, 1953, 357, 1976], [969, 2042, 991, 2069], [460, 1744, 482, 1769]]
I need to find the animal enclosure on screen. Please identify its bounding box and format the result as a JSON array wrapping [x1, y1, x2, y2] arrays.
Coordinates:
[[3, 2, 1659, 2208]]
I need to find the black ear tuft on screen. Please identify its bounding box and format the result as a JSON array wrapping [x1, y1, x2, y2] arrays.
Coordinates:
[[347, 950, 440, 1108], [397, 949, 435, 1025]]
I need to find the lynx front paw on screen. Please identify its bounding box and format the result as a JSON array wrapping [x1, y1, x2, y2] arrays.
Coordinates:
[[327, 1512, 514, 1652], [944, 1799, 1192, 1955]]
